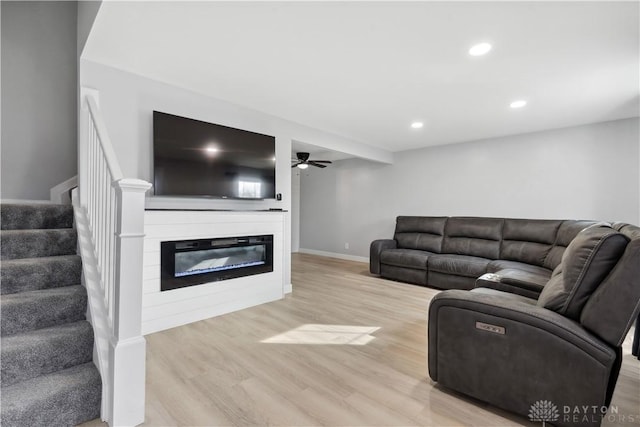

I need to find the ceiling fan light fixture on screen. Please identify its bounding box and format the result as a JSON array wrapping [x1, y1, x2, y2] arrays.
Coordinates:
[[292, 152, 332, 169]]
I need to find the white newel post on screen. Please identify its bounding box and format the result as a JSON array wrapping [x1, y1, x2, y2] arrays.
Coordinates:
[[110, 178, 152, 427]]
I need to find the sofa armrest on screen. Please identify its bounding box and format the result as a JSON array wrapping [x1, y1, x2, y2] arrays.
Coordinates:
[[429, 289, 615, 376], [369, 239, 396, 274], [428, 289, 618, 422], [475, 270, 545, 299]]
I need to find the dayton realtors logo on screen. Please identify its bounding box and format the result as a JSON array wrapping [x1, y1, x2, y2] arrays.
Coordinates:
[[529, 401, 636, 425], [529, 400, 560, 426]]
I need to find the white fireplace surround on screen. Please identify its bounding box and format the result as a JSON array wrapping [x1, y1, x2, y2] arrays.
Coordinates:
[[141, 210, 286, 335]]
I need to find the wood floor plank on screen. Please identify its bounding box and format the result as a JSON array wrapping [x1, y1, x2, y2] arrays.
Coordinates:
[[80, 253, 640, 426]]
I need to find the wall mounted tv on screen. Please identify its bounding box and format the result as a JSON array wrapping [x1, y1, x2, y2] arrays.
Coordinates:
[[153, 111, 276, 199]]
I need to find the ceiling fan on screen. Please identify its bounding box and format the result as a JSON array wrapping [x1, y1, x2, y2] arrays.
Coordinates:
[[291, 152, 332, 169]]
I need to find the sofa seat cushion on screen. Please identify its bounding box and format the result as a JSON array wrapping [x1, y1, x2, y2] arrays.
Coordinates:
[[487, 260, 552, 277], [380, 265, 428, 286], [428, 254, 490, 278], [380, 249, 432, 270]]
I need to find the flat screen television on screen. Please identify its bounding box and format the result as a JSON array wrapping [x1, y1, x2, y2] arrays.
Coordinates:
[[153, 111, 276, 199]]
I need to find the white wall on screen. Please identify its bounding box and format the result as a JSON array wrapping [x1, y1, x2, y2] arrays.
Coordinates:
[[79, 60, 392, 287], [291, 169, 301, 252], [79, 60, 392, 199], [1, 1, 78, 200], [77, 1, 101, 59], [300, 118, 640, 259]]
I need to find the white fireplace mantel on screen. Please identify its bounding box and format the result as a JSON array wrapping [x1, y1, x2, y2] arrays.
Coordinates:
[[141, 210, 286, 334]]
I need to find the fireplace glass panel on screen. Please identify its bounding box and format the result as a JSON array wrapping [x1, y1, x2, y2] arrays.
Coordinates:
[[175, 245, 266, 277], [160, 235, 274, 291]]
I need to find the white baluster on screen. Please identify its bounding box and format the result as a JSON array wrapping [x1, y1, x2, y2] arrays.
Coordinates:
[[80, 89, 150, 426]]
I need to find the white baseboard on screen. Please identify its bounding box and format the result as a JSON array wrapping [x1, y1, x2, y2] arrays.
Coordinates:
[[1, 198, 53, 204], [284, 283, 292, 294], [298, 248, 369, 264]]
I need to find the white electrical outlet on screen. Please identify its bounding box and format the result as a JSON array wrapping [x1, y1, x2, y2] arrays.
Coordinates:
[[344, 243, 349, 250]]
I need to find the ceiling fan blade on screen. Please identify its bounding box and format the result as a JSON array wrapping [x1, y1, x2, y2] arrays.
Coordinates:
[[310, 160, 332, 164], [308, 161, 327, 168], [291, 162, 302, 168]]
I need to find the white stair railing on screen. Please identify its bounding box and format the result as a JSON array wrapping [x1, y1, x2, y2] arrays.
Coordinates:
[[75, 87, 151, 426]]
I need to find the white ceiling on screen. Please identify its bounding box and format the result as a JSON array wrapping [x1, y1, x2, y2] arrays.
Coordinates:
[[84, 1, 639, 153], [291, 140, 353, 161]]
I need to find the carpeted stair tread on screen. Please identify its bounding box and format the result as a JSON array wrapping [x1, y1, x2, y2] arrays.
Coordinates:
[[1, 255, 82, 295], [1, 203, 74, 230], [0, 362, 101, 427], [1, 321, 94, 387], [1, 228, 77, 260], [0, 203, 101, 425], [1, 286, 87, 336]]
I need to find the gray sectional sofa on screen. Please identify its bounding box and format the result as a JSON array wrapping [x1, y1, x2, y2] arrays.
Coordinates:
[[370, 216, 598, 296], [371, 216, 640, 426], [429, 222, 640, 427]]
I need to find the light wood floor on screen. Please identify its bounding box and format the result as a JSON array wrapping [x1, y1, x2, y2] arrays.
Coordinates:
[[83, 253, 640, 426]]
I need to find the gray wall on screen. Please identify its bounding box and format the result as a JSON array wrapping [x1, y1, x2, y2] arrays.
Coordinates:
[[1, 1, 78, 200], [299, 118, 640, 259]]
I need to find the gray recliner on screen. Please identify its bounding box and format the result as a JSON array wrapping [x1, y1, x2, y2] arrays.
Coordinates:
[[428, 224, 640, 427]]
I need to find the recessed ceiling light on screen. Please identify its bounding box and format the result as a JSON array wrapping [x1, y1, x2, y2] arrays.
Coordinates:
[[469, 42, 492, 56], [510, 100, 527, 109], [411, 122, 424, 129]]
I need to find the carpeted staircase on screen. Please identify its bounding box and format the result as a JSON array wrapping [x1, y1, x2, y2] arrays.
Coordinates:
[[1, 203, 101, 426]]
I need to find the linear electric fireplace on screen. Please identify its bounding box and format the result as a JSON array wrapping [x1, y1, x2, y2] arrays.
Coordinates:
[[160, 235, 274, 291]]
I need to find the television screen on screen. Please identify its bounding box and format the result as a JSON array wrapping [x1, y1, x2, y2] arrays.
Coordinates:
[[153, 111, 276, 199]]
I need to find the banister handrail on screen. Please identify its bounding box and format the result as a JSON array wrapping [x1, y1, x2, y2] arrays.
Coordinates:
[[85, 96, 124, 182]]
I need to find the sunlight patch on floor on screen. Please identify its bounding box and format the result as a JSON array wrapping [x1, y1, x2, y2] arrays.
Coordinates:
[[261, 324, 380, 345]]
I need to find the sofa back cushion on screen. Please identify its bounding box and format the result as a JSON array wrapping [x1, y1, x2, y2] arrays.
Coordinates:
[[543, 220, 599, 270], [537, 225, 629, 320], [442, 217, 503, 259], [394, 216, 448, 253], [580, 223, 640, 347], [500, 219, 561, 267]]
